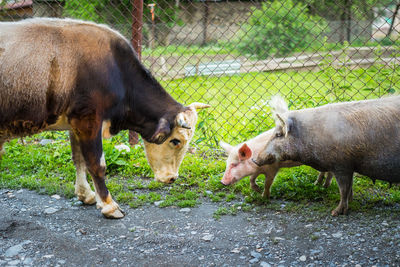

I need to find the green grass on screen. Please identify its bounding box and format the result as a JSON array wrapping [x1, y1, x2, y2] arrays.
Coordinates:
[[1, 66, 400, 216]]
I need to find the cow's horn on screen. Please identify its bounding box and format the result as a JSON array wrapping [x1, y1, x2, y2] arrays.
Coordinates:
[[176, 113, 191, 129], [276, 113, 286, 126], [188, 102, 211, 110]]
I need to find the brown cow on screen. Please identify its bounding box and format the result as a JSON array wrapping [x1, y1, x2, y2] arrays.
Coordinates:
[[0, 18, 207, 218]]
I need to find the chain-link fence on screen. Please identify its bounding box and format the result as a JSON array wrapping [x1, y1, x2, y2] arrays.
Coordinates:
[[2, 0, 400, 148]]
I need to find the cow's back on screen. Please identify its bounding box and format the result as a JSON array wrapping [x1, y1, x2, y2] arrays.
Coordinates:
[[292, 96, 400, 182], [0, 18, 127, 138]]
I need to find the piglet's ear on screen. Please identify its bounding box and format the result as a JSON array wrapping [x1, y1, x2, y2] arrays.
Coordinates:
[[220, 141, 233, 154], [238, 143, 252, 161]]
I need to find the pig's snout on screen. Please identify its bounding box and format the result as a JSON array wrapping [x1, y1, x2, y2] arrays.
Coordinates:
[[220, 179, 232, 186]]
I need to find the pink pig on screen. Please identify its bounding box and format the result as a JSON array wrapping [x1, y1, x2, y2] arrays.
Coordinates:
[[220, 129, 333, 198]]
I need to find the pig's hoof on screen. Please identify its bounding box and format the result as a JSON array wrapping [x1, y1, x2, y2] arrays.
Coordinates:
[[331, 207, 348, 216]]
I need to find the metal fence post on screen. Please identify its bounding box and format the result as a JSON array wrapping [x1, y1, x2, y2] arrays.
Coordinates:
[[129, 0, 143, 146]]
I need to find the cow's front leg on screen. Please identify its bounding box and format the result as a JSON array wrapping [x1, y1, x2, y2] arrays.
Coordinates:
[[71, 120, 124, 219], [331, 172, 353, 216], [70, 132, 96, 205]]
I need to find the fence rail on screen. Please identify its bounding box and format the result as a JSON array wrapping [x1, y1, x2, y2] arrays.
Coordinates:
[[2, 0, 400, 146]]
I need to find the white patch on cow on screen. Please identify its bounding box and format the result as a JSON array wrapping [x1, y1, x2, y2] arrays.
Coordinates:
[[143, 108, 198, 183], [100, 153, 106, 168], [74, 153, 96, 205], [101, 120, 113, 139]]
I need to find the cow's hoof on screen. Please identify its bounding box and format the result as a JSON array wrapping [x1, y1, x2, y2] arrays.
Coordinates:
[[78, 192, 96, 205], [102, 204, 125, 219]]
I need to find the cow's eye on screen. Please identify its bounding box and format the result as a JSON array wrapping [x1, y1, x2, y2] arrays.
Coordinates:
[[170, 139, 181, 146]]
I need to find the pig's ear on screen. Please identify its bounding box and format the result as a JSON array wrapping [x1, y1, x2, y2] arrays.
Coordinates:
[[276, 114, 293, 137], [220, 141, 233, 154], [238, 143, 252, 161]]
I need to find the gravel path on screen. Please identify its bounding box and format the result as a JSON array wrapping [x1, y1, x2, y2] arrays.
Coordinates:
[[0, 189, 399, 266]]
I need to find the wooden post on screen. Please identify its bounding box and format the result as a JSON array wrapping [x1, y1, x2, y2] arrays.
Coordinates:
[[129, 0, 143, 146]]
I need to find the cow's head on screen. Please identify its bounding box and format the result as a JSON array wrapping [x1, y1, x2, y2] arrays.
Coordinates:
[[143, 102, 210, 183]]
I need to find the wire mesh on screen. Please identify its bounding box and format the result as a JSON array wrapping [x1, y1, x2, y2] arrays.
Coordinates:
[[2, 0, 400, 148]]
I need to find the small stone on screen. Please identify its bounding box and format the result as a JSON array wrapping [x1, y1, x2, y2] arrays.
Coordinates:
[[23, 257, 33, 265], [201, 234, 214, 241], [251, 251, 262, 259], [332, 232, 343, 238], [305, 224, 313, 228], [154, 201, 164, 207], [191, 231, 197, 235], [51, 194, 61, 200], [372, 247, 378, 252], [382, 221, 389, 226], [231, 248, 241, 253], [44, 207, 59, 214], [355, 264, 361, 267], [5, 244, 24, 257], [43, 254, 54, 259], [180, 208, 191, 213], [58, 260, 66, 264], [111, 258, 118, 263], [250, 258, 259, 264], [205, 191, 212, 195], [20, 208, 27, 212], [299, 255, 307, 262], [8, 260, 20, 266], [39, 139, 53, 146], [260, 262, 272, 267]]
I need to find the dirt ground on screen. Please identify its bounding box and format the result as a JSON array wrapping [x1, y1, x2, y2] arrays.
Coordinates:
[[0, 188, 399, 267]]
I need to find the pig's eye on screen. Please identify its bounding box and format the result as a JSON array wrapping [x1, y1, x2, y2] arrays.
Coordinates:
[[276, 132, 283, 137], [170, 139, 181, 146]]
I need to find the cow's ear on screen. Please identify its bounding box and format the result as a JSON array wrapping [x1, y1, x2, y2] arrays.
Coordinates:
[[150, 118, 171, 144], [220, 141, 233, 154], [238, 143, 252, 161]]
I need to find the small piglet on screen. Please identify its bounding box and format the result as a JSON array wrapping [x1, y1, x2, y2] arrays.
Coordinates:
[[220, 130, 333, 198]]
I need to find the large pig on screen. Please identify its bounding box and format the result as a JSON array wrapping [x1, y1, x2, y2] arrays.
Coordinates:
[[254, 95, 400, 215]]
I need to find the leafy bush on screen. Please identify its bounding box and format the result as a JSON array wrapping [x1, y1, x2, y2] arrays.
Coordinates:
[[238, 0, 328, 59]]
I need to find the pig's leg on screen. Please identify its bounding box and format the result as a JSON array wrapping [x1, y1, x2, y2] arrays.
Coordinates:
[[331, 172, 353, 216], [323, 172, 334, 188], [250, 173, 262, 193], [314, 172, 326, 186], [262, 169, 278, 199]]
